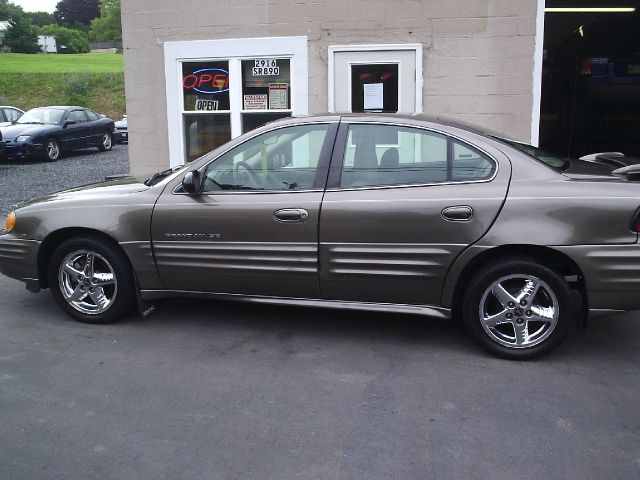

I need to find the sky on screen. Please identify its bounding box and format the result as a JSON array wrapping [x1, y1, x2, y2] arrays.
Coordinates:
[[11, 0, 59, 14]]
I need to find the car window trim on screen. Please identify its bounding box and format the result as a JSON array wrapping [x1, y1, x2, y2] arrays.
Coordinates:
[[172, 121, 340, 196], [325, 119, 499, 190]]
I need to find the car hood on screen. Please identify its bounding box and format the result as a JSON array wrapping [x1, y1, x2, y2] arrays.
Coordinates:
[[0, 123, 55, 140], [18, 177, 150, 209]]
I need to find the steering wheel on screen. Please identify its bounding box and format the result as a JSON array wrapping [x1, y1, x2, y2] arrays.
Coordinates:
[[234, 160, 262, 188]]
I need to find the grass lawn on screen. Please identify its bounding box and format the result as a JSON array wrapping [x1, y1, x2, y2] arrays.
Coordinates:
[[0, 53, 125, 119], [0, 52, 123, 73]]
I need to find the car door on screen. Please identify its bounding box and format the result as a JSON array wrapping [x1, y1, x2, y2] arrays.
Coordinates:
[[59, 109, 92, 149], [151, 120, 338, 298], [83, 109, 103, 145], [318, 120, 511, 306]]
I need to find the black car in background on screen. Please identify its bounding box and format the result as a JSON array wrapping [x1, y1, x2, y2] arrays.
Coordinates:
[[0, 106, 115, 162]]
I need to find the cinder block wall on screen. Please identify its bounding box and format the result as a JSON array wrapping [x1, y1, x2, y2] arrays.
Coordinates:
[[122, 0, 539, 177]]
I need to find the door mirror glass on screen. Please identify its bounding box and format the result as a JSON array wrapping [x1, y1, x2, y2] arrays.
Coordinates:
[[182, 171, 202, 194]]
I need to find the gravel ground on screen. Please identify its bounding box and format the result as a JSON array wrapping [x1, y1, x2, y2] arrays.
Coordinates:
[[0, 144, 129, 216]]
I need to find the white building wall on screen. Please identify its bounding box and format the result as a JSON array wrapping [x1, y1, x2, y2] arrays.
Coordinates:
[[122, 0, 539, 177]]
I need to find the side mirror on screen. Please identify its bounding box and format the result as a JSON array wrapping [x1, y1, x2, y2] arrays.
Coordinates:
[[63, 120, 76, 128], [182, 170, 202, 194]]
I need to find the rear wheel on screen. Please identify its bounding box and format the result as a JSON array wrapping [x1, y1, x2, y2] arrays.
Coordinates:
[[98, 131, 113, 151], [462, 258, 572, 360], [48, 237, 135, 324], [44, 138, 61, 161]]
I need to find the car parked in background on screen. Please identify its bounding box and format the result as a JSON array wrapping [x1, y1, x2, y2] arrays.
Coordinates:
[[0, 106, 115, 162], [114, 114, 128, 143], [2, 114, 640, 359], [0, 106, 24, 126]]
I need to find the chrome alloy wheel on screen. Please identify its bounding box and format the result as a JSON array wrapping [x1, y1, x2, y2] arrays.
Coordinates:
[[479, 274, 559, 349], [47, 141, 60, 160], [102, 133, 112, 150], [58, 250, 118, 315]]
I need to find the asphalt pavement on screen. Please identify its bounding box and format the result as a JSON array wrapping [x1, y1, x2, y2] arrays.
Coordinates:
[[1, 145, 640, 479]]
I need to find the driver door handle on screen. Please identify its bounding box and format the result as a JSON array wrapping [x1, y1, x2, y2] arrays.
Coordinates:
[[441, 206, 473, 222], [274, 208, 309, 222]]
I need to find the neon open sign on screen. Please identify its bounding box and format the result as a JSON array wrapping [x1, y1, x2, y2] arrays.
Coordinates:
[[183, 68, 229, 94]]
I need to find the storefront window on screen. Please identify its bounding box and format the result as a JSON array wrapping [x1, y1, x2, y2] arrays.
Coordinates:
[[241, 58, 292, 133], [182, 61, 230, 111], [184, 114, 231, 162], [351, 63, 399, 113]]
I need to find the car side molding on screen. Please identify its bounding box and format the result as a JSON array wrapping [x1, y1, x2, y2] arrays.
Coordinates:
[[139, 289, 452, 320]]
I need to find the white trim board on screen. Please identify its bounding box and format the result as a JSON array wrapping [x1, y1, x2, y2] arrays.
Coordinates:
[[531, 0, 545, 147], [164, 36, 309, 168]]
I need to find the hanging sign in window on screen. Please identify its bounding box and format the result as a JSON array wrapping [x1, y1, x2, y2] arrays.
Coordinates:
[[195, 97, 219, 111], [269, 83, 288, 109], [253, 59, 280, 76], [244, 94, 268, 110]]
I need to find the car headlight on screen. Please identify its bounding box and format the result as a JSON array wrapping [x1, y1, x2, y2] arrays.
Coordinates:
[[5, 211, 15, 232], [15, 135, 30, 142]]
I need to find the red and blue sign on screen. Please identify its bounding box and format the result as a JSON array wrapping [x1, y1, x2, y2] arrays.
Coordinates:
[[183, 68, 229, 94]]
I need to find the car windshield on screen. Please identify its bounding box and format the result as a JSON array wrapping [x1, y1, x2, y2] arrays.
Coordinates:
[[17, 108, 65, 125], [494, 137, 569, 170]]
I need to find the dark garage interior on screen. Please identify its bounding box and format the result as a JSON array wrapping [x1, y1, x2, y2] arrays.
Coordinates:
[[540, 0, 640, 159]]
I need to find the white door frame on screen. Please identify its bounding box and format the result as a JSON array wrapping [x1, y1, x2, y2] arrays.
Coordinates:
[[164, 36, 308, 167], [531, 0, 545, 147], [328, 44, 423, 114]]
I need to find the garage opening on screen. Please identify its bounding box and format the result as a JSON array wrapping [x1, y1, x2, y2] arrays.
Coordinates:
[[540, 0, 640, 158]]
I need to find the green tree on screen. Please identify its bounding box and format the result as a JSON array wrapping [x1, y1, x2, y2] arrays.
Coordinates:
[[3, 13, 39, 53], [89, 0, 120, 42], [28, 11, 55, 27], [54, 0, 99, 26], [39, 23, 90, 53]]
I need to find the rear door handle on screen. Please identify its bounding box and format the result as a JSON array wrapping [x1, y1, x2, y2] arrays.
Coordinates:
[[441, 206, 473, 222], [274, 208, 309, 222]]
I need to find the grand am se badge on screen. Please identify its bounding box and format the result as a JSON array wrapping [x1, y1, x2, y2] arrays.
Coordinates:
[[164, 233, 222, 240]]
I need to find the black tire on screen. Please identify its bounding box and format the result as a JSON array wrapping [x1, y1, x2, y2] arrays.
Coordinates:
[[48, 236, 135, 324], [44, 138, 62, 162], [462, 258, 572, 360], [98, 131, 113, 151]]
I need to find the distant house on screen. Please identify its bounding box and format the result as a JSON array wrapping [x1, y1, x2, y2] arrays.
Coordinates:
[[0, 20, 9, 48], [37, 35, 56, 54]]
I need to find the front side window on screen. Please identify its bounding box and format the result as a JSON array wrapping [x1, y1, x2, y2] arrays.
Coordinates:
[[340, 124, 495, 188], [202, 124, 330, 192]]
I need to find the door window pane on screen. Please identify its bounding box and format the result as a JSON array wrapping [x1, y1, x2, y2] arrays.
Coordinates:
[[183, 61, 230, 111], [67, 110, 88, 123], [5, 108, 22, 122], [351, 64, 399, 113], [452, 140, 496, 180], [340, 124, 494, 187], [202, 124, 330, 192], [242, 59, 291, 110], [184, 114, 231, 162]]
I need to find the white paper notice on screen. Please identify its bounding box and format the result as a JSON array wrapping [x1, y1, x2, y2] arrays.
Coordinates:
[[363, 83, 384, 110]]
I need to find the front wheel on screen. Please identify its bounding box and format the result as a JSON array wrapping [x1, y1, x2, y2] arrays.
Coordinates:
[[44, 138, 62, 162], [98, 131, 113, 151], [462, 259, 573, 360], [48, 237, 135, 324]]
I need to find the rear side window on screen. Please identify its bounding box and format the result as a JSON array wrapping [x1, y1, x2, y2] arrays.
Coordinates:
[[340, 124, 495, 188], [67, 110, 88, 123], [85, 110, 99, 121], [4, 108, 21, 122]]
